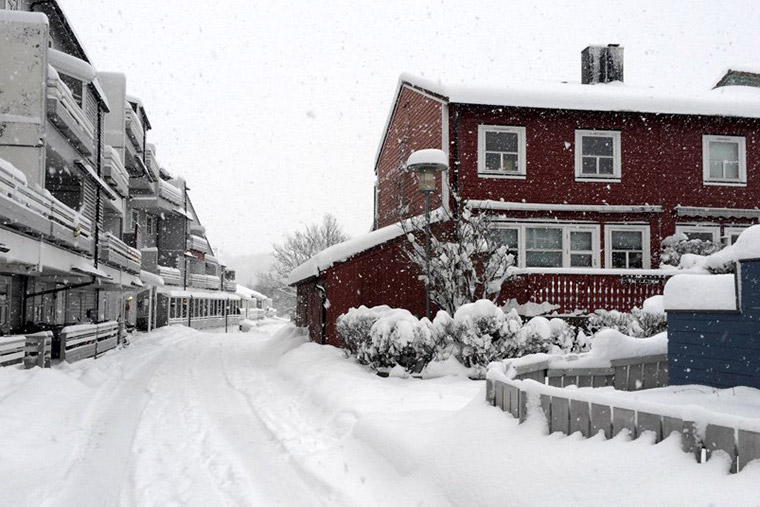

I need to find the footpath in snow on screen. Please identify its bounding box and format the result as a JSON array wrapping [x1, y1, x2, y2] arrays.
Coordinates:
[[0, 320, 759, 507]]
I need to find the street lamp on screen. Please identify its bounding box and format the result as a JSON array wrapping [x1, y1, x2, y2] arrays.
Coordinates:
[[406, 148, 448, 320]]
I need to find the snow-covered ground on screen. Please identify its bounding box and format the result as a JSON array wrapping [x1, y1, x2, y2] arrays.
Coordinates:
[[1, 321, 759, 507]]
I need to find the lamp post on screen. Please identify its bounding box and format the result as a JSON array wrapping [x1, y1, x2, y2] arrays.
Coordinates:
[[406, 149, 448, 320]]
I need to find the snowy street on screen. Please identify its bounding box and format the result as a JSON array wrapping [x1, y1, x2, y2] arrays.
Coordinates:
[[1, 322, 759, 507]]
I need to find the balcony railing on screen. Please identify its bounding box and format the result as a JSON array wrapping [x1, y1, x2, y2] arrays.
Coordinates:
[[124, 103, 144, 152], [49, 197, 93, 252], [46, 68, 95, 155], [187, 234, 210, 254], [158, 180, 183, 207], [145, 146, 162, 182], [103, 146, 129, 198], [506, 268, 674, 314], [189, 273, 221, 290], [158, 265, 182, 286], [224, 280, 237, 292], [99, 233, 142, 274]]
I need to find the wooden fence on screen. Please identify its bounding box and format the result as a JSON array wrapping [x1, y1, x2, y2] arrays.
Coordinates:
[[511, 354, 669, 390], [0, 331, 53, 369], [60, 321, 119, 362], [487, 375, 760, 473]]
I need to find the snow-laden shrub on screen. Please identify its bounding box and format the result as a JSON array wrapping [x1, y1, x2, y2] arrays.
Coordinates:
[[586, 296, 666, 338], [451, 300, 522, 367], [336, 305, 389, 356], [365, 309, 433, 370], [660, 234, 722, 268]]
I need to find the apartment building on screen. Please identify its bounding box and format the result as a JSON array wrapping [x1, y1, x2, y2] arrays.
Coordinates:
[[0, 1, 239, 340]]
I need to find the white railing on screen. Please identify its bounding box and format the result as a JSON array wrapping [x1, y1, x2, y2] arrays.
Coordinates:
[[189, 273, 220, 290], [124, 104, 144, 150], [50, 196, 93, 241], [224, 280, 237, 292], [158, 265, 182, 286], [0, 335, 26, 367], [187, 234, 209, 253], [46, 71, 96, 143], [103, 146, 129, 198], [158, 180, 183, 207], [99, 232, 142, 274]]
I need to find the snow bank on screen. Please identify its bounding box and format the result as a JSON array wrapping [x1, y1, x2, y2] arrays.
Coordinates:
[[664, 273, 737, 311]]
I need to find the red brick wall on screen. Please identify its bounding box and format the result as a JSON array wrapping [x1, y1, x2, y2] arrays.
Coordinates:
[[376, 85, 444, 229], [295, 278, 324, 344]]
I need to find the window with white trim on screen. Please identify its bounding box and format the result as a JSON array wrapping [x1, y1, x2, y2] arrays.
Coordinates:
[[498, 224, 599, 268], [478, 125, 526, 177], [606, 225, 650, 269], [575, 130, 621, 180], [703, 135, 746, 185], [675, 225, 720, 244], [723, 226, 749, 245]]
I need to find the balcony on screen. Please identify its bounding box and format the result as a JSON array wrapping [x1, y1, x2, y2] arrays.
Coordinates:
[[187, 234, 210, 254], [224, 280, 237, 292], [124, 103, 144, 153], [130, 180, 184, 212], [0, 159, 93, 252], [189, 273, 221, 290], [506, 268, 674, 314], [99, 233, 142, 274], [158, 265, 182, 286], [144, 145, 162, 182], [49, 197, 94, 252], [103, 146, 129, 198], [46, 67, 95, 156]]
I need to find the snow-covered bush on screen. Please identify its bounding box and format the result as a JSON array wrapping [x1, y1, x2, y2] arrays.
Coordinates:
[[337, 301, 591, 375], [660, 233, 722, 268], [586, 296, 666, 338]]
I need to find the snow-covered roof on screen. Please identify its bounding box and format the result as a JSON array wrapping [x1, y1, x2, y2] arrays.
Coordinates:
[[663, 274, 737, 311], [468, 200, 662, 214], [157, 287, 241, 300], [139, 270, 165, 287], [289, 209, 447, 285], [400, 73, 760, 119], [236, 285, 270, 301]]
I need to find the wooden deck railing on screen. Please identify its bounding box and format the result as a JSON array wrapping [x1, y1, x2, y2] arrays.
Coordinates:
[[506, 268, 673, 314], [0, 331, 52, 369], [99, 232, 142, 274], [60, 321, 119, 362]]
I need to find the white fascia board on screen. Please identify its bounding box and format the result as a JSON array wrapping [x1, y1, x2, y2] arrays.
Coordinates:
[[467, 200, 663, 214], [675, 206, 760, 218]]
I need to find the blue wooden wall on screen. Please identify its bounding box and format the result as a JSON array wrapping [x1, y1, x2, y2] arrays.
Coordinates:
[[668, 259, 760, 389]]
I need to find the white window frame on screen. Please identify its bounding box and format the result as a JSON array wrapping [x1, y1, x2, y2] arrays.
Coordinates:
[[605, 224, 650, 269], [702, 135, 746, 186], [723, 226, 749, 246], [675, 224, 720, 244], [575, 129, 622, 182], [478, 125, 527, 178], [496, 223, 600, 268]]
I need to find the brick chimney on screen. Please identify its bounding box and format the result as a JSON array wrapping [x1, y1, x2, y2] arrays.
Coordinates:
[[581, 44, 624, 84]]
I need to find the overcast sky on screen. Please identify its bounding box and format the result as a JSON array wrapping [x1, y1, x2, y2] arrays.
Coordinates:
[[58, 0, 759, 261]]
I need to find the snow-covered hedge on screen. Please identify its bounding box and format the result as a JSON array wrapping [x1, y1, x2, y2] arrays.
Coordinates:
[[337, 300, 589, 374], [586, 295, 666, 338]]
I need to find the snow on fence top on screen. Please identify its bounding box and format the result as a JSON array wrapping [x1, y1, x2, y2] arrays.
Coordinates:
[[236, 284, 270, 302], [0, 157, 28, 186], [663, 274, 737, 311], [400, 73, 760, 119], [288, 208, 447, 285]]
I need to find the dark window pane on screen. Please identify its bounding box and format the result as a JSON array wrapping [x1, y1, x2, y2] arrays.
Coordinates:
[[598, 157, 614, 174], [527, 228, 562, 249], [486, 131, 518, 152], [611, 231, 642, 250], [582, 157, 597, 174], [570, 231, 592, 251], [502, 153, 519, 172], [526, 251, 562, 267], [611, 251, 628, 268], [571, 253, 593, 267], [685, 232, 714, 242], [628, 252, 643, 268], [485, 153, 501, 171], [582, 135, 613, 156]]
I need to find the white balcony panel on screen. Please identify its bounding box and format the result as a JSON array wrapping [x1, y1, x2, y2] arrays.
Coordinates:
[[46, 66, 95, 155], [103, 146, 129, 198]]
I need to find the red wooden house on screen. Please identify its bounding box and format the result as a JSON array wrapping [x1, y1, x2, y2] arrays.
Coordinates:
[[291, 45, 760, 346]]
